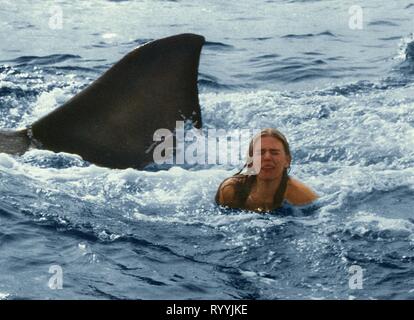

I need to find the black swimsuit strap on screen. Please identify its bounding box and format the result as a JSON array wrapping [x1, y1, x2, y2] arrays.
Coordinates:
[[235, 169, 289, 209]]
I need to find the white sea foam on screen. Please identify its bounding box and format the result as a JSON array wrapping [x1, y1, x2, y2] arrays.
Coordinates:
[[0, 292, 10, 300], [347, 211, 414, 236], [20, 88, 68, 126]]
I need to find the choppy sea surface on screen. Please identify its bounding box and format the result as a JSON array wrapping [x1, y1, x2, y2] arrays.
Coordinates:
[[1, 0, 414, 299]]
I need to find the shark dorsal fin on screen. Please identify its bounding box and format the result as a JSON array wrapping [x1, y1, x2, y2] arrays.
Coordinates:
[[31, 33, 204, 169]]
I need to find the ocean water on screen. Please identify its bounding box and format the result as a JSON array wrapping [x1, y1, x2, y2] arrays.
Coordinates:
[[0, 0, 414, 300]]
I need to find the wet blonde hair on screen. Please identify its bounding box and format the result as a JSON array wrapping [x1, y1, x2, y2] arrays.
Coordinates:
[[241, 128, 291, 175], [215, 128, 291, 210]]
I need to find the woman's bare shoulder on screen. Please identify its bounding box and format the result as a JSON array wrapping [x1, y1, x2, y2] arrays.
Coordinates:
[[219, 177, 238, 200], [285, 177, 318, 206], [217, 177, 241, 206]]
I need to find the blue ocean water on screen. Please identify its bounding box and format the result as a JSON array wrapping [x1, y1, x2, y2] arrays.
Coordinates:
[[1, 0, 414, 299]]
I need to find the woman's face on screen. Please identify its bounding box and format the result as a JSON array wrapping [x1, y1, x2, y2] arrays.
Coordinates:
[[252, 136, 291, 181]]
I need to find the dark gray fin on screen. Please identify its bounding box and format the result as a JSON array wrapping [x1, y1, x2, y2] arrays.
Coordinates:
[[30, 33, 205, 169], [0, 130, 31, 156]]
